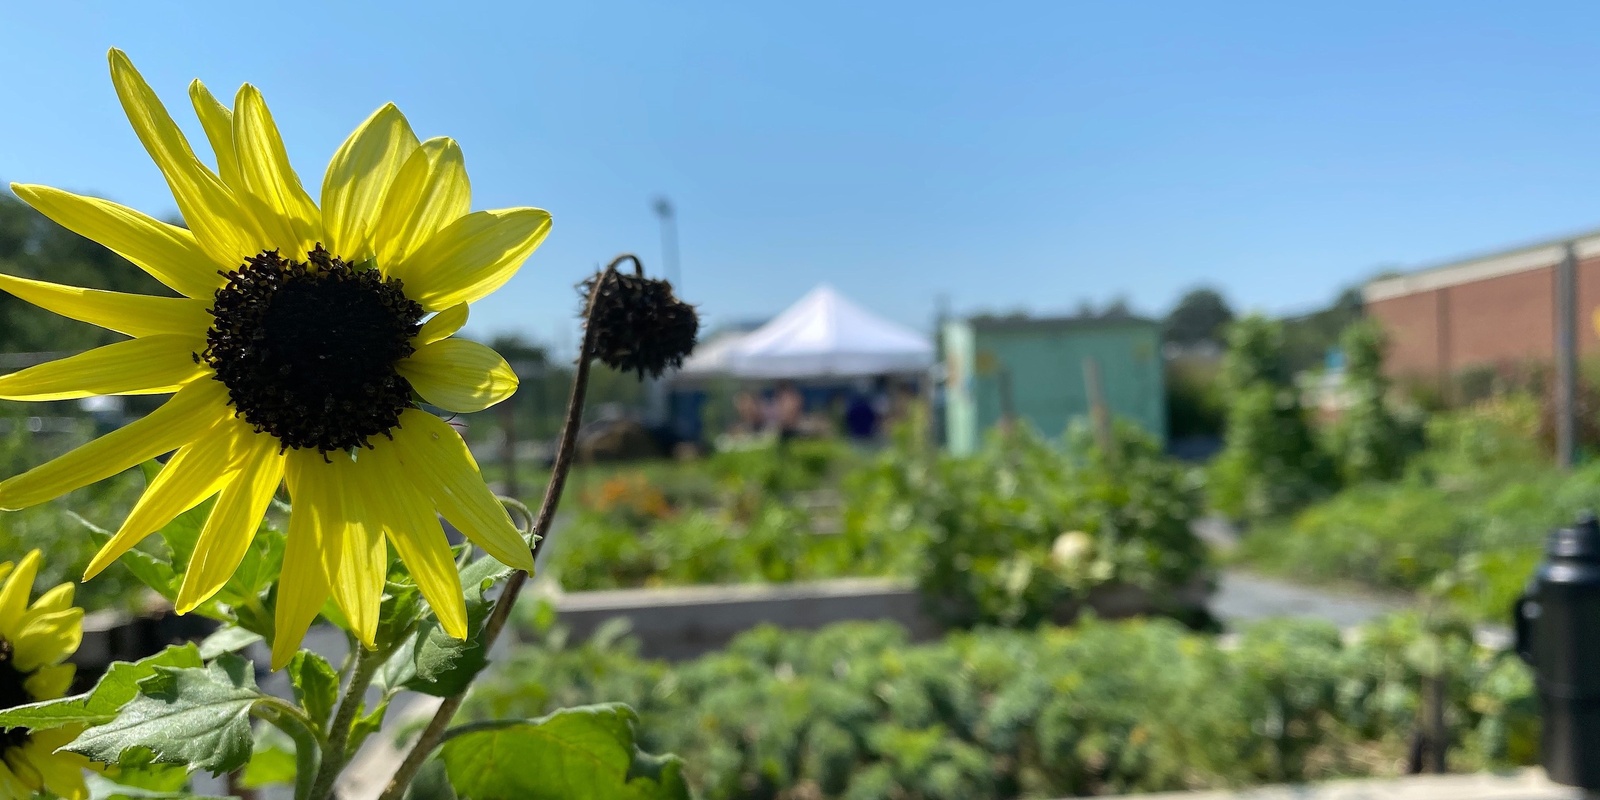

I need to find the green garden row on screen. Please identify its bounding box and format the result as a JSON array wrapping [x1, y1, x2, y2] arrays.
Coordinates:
[[468, 610, 1535, 800]]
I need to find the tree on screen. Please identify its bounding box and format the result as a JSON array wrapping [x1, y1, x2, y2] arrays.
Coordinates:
[[1208, 314, 1333, 520], [1164, 288, 1234, 346], [0, 190, 168, 355], [1328, 319, 1420, 483], [1281, 287, 1363, 373]]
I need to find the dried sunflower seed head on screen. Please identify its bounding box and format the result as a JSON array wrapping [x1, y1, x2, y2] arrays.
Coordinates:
[[579, 269, 699, 379]]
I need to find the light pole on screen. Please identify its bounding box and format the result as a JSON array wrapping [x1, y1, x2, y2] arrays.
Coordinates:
[[653, 196, 680, 287]]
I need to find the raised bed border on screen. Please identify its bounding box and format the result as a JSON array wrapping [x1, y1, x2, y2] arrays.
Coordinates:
[[541, 575, 1213, 660]]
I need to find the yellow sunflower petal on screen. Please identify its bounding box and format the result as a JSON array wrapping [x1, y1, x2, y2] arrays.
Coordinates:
[[9, 184, 224, 299], [367, 443, 466, 639], [388, 208, 550, 311], [28, 583, 74, 615], [0, 761, 31, 799], [271, 450, 343, 670], [374, 137, 470, 274], [12, 609, 84, 672], [0, 380, 228, 511], [391, 410, 534, 573], [108, 49, 264, 268], [25, 729, 90, 800], [189, 80, 244, 191], [330, 453, 387, 649], [0, 563, 17, 588], [0, 273, 210, 339], [417, 304, 469, 346], [233, 84, 322, 256], [85, 422, 243, 580], [322, 104, 420, 261], [1, 750, 41, 795], [24, 663, 75, 702], [0, 552, 41, 639], [0, 335, 207, 401], [397, 339, 517, 414], [174, 432, 284, 613]]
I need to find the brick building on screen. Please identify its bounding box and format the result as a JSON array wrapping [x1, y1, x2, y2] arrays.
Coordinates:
[[1362, 229, 1600, 384]]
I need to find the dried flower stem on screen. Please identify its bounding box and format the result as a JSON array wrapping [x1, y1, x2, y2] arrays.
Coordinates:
[[376, 256, 635, 800]]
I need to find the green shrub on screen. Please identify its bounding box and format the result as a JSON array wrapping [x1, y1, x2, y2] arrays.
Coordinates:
[[1236, 395, 1600, 622], [857, 420, 1208, 629]]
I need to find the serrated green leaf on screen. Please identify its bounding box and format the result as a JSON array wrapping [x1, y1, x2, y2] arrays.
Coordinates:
[[68, 654, 262, 775], [288, 651, 338, 734], [197, 627, 262, 660], [348, 698, 390, 755], [0, 645, 203, 732], [403, 554, 510, 697], [405, 616, 489, 698], [99, 750, 191, 793], [439, 704, 690, 800], [375, 582, 424, 652]]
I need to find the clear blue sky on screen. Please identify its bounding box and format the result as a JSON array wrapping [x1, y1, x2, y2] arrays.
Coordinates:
[[6, 2, 1600, 347]]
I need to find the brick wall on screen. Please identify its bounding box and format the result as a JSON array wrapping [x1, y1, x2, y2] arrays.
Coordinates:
[[1368, 256, 1600, 383]]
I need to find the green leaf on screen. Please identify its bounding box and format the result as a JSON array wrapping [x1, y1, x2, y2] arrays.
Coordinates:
[[197, 627, 262, 660], [405, 757, 458, 800], [217, 525, 284, 609], [99, 750, 190, 793], [404, 554, 511, 697], [68, 654, 263, 775], [439, 704, 690, 800], [238, 736, 299, 787], [406, 616, 489, 698], [71, 512, 178, 602], [348, 698, 390, 755], [288, 651, 339, 733], [86, 772, 229, 799], [375, 581, 424, 652], [375, 630, 418, 693], [155, 493, 212, 572], [0, 645, 202, 732]]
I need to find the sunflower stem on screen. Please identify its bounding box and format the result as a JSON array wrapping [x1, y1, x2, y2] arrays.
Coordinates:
[[252, 698, 322, 800], [310, 644, 385, 800], [375, 256, 631, 800]]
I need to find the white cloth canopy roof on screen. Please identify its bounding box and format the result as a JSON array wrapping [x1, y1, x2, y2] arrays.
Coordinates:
[[675, 328, 750, 378], [715, 285, 934, 379]]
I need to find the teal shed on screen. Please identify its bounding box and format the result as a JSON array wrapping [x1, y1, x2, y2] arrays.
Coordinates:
[[942, 316, 1165, 455]]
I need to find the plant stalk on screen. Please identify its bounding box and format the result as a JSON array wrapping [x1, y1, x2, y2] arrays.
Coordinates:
[[310, 645, 385, 800], [251, 698, 323, 800], [376, 256, 631, 800]]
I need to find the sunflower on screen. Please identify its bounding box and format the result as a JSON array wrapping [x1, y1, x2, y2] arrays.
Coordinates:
[[0, 551, 91, 800], [0, 49, 545, 669]]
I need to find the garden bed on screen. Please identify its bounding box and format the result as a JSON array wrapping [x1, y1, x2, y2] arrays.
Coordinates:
[[474, 612, 1536, 799], [541, 575, 1213, 660]]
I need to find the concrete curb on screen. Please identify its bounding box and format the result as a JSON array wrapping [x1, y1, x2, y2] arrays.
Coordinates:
[[542, 575, 1210, 660]]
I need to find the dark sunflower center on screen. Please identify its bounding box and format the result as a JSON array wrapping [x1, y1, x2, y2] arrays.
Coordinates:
[[0, 638, 33, 750], [203, 246, 424, 453]]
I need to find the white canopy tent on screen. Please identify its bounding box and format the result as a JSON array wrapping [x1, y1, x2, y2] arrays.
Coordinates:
[[675, 328, 751, 378], [715, 285, 934, 380]]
